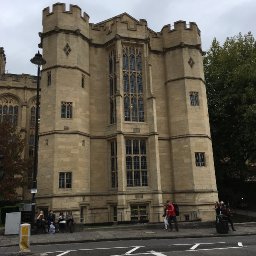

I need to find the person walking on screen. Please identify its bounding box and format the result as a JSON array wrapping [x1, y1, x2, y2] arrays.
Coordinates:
[[166, 201, 179, 231], [162, 201, 169, 230], [220, 202, 236, 231]]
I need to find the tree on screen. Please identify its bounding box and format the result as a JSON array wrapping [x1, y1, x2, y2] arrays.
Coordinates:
[[0, 121, 30, 200], [204, 33, 256, 201]]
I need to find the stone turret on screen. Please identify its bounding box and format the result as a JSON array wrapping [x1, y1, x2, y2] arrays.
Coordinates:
[[0, 47, 6, 75], [162, 20, 217, 220], [37, 3, 91, 210]]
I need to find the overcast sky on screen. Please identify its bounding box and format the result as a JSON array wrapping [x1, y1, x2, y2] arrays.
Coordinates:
[[1, 0, 255, 75]]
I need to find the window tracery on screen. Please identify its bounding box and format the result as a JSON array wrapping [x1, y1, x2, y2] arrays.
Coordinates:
[[123, 45, 144, 122], [0, 95, 19, 126]]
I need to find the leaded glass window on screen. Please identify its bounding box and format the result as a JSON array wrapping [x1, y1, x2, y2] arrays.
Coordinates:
[[109, 49, 116, 124], [110, 140, 118, 188], [61, 102, 72, 119], [190, 91, 199, 106], [0, 96, 19, 126], [126, 139, 148, 187], [195, 152, 205, 166], [59, 172, 72, 188], [47, 71, 51, 86], [123, 45, 144, 122]]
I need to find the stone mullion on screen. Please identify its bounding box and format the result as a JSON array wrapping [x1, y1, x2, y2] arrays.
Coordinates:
[[116, 134, 127, 221], [115, 40, 123, 131]]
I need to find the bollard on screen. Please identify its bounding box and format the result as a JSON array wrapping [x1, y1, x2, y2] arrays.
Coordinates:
[[19, 223, 31, 252]]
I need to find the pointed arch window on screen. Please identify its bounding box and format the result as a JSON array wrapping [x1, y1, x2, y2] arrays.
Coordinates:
[[0, 96, 19, 126], [123, 45, 144, 122]]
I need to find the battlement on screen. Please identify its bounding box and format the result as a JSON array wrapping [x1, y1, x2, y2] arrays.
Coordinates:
[[43, 3, 89, 21], [0, 73, 36, 87], [42, 3, 89, 35], [162, 20, 200, 34], [161, 20, 201, 49]]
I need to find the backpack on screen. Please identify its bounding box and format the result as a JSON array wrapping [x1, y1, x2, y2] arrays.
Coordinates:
[[173, 203, 179, 216]]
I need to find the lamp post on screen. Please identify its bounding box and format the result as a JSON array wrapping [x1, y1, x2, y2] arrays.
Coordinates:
[[30, 51, 46, 226]]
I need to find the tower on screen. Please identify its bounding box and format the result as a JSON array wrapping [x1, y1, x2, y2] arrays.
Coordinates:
[[37, 3, 90, 214], [161, 21, 218, 220]]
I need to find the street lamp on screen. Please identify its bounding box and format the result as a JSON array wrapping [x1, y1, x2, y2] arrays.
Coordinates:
[[30, 51, 46, 226]]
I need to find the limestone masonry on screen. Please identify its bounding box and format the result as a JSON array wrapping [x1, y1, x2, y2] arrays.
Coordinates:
[[0, 3, 218, 223]]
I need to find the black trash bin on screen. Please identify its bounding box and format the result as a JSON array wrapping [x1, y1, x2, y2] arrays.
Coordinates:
[[216, 214, 229, 234]]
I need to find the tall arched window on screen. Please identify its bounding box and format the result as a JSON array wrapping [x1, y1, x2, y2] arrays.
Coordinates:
[[123, 45, 144, 122], [0, 95, 19, 126]]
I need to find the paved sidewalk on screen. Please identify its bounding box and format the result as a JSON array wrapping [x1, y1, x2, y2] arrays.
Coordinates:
[[1, 221, 256, 248]]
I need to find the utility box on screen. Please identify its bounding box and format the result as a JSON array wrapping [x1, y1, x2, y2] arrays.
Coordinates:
[[5, 212, 21, 235]]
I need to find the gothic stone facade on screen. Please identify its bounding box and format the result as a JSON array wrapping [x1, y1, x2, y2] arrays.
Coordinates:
[[0, 47, 37, 200], [0, 3, 218, 223]]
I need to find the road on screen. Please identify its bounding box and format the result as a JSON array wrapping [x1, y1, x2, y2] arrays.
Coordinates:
[[1, 235, 256, 255]]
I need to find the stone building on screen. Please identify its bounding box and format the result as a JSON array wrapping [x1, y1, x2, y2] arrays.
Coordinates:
[[0, 3, 218, 223], [0, 47, 37, 200]]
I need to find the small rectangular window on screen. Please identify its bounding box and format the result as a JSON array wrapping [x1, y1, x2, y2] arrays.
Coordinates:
[[81, 74, 85, 88], [190, 91, 199, 106], [47, 71, 51, 86], [195, 152, 205, 166], [59, 172, 72, 188], [61, 102, 73, 119]]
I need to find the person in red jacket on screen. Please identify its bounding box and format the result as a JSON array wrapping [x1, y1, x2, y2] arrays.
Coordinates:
[[166, 202, 179, 231]]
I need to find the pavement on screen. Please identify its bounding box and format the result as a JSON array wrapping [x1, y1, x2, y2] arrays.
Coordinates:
[[0, 209, 256, 253]]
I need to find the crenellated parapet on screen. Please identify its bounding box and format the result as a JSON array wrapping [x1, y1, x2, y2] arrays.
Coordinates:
[[42, 3, 89, 37], [161, 20, 201, 50], [0, 73, 36, 88]]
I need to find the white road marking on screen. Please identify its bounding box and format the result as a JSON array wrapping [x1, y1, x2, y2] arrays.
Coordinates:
[[190, 243, 200, 250], [41, 242, 244, 256], [189, 242, 226, 250], [147, 251, 167, 256], [125, 246, 145, 254], [111, 252, 167, 256], [56, 251, 70, 256], [172, 244, 193, 246], [187, 246, 245, 252]]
